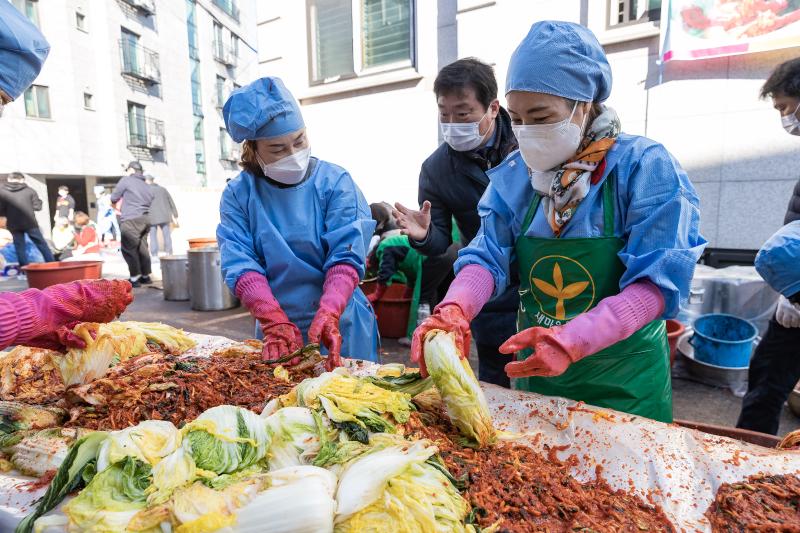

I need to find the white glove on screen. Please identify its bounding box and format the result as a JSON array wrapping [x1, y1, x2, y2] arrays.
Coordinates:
[[776, 295, 800, 328]]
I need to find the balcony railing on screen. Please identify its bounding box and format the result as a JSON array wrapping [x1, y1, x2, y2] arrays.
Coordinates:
[[212, 41, 238, 67], [221, 144, 242, 162], [125, 115, 166, 151], [119, 40, 161, 83], [120, 0, 155, 16], [212, 0, 239, 22]]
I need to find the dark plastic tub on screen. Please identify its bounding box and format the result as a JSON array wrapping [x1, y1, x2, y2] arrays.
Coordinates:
[[373, 283, 411, 339], [22, 260, 103, 289]]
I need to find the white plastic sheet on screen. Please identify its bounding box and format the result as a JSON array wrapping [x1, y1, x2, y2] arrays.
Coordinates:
[[1, 334, 799, 532]]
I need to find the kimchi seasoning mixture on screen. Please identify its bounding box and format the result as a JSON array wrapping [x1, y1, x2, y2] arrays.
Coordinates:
[[64, 352, 311, 430], [403, 408, 675, 532], [706, 474, 800, 531]]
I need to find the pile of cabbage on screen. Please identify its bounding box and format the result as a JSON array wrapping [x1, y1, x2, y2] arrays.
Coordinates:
[[17, 367, 489, 533]]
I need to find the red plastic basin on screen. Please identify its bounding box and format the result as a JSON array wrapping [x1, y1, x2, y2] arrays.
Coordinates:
[[372, 283, 411, 339], [22, 260, 103, 289], [666, 319, 686, 367]]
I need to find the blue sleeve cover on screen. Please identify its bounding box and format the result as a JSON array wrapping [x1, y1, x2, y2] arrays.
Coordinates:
[[217, 182, 265, 291], [617, 144, 707, 318], [321, 170, 376, 277]]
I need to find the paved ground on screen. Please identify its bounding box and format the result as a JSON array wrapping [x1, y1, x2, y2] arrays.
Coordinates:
[[4, 250, 799, 438]]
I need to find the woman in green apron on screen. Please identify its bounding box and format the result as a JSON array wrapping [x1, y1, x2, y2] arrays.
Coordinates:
[[410, 21, 706, 423]]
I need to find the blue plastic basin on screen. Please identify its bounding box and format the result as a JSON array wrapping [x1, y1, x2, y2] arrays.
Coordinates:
[[690, 314, 757, 368]]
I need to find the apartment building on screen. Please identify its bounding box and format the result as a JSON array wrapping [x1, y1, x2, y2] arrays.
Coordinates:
[[257, 0, 800, 254], [0, 0, 258, 242]]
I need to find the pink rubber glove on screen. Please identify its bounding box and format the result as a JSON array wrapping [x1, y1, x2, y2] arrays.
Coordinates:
[[309, 264, 359, 371], [0, 279, 134, 351], [501, 280, 665, 378], [410, 265, 495, 377], [235, 271, 304, 363]]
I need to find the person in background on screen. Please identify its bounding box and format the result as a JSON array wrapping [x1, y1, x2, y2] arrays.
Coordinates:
[[0, 216, 44, 271], [51, 216, 74, 259], [393, 58, 519, 387], [145, 174, 178, 256], [67, 211, 101, 261], [736, 58, 800, 435], [54, 185, 75, 224], [0, 1, 134, 349], [411, 21, 706, 423], [0, 172, 54, 269], [94, 185, 120, 244], [218, 77, 378, 370], [112, 161, 155, 287]]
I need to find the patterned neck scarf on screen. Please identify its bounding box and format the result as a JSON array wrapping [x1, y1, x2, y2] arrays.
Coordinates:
[[530, 106, 621, 236]]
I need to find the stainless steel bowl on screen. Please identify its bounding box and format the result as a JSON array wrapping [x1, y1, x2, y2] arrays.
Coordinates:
[[677, 331, 750, 393]]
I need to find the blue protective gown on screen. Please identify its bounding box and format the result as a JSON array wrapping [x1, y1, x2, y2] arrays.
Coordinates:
[[455, 133, 707, 318], [217, 158, 379, 361]]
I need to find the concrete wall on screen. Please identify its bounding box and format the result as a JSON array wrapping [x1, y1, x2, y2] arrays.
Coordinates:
[[257, 0, 800, 250], [0, 0, 259, 245]]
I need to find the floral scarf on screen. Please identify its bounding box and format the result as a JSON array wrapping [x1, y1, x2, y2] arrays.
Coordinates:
[[530, 106, 621, 236]]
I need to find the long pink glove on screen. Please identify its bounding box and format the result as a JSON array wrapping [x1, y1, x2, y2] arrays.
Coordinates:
[[236, 271, 304, 363], [0, 279, 134, 351], [410, 265, 495, 377], [309, 264, 359, 371], [501, 280, 665, 378]]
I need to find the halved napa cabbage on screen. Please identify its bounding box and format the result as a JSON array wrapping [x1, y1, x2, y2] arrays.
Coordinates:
[[284, 370, 414, 441], [61, 456, 152, 533], [424, 330, 496, 448], [54, 325, 117, 386], [96, 420, 180, 473], [334, 439, 474, 532], [181, 405, 270, 474], [263, 407, 329, 470], [110, 321, 196, 355]]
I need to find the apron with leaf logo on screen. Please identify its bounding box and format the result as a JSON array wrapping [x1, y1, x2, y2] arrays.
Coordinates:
[[514, 171, 672, 423]]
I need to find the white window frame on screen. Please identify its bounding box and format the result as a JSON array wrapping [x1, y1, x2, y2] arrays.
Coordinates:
[[12, 0, 39, 28], [75, 11, 87, 32], [606, 0, 660, 29], [308, 0, 415, 85], [24, 85, 50, 119]]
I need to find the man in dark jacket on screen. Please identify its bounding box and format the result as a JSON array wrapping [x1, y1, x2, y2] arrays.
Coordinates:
[[394, 58, 519, 387], [145, 175, 178, 256], [737, 58, 800, 434], [0, 172, 54, 266], [111, 161, 155, 287]]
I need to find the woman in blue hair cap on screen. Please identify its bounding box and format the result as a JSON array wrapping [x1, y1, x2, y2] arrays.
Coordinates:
[[412, 21, 706, 422], [218, 77, 379, 370]]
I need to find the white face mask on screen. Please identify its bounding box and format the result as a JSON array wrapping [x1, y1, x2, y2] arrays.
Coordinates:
[[58, 191, 68, 198], [256, 146, 311, 185], [512, 102, 585, 172], [440, 110, 491, 152], [782, 102, 800, 136]]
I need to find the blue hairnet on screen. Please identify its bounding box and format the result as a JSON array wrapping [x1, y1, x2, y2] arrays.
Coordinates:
[[0, 1, 50, 100], [223, 76, 304, 143], [755, 221, 800, 298], [505, 21, 612, 103]]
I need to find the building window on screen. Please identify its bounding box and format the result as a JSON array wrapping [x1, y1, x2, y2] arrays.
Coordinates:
[[120, 28, 140, 73], [12, 0, 40, 27], [308, 0, 414, 85], [76, 11, 86, 31], [230, 34, 239, 59], [212, 0, 239, 22], [127, 102, 147, 145], [213, 22, 224, 58], [83, 92, 93, 109], [24, 85, 50, 119], [215, 75, 226, 108], [608, 0, 661, 27]]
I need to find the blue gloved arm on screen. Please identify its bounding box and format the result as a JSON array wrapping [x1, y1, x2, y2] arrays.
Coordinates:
[[320, 170, 375, 277], [217, 182, 266, 291], [617, 144, 707, 318], [453, 182, 517, 298]]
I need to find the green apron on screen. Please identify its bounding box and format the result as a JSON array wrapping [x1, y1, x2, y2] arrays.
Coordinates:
[[375, 234, 424, 338], [514, 171, 672, 423]]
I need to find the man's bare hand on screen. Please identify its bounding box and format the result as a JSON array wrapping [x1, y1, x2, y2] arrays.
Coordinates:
[[393, 201, 431, 242]]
